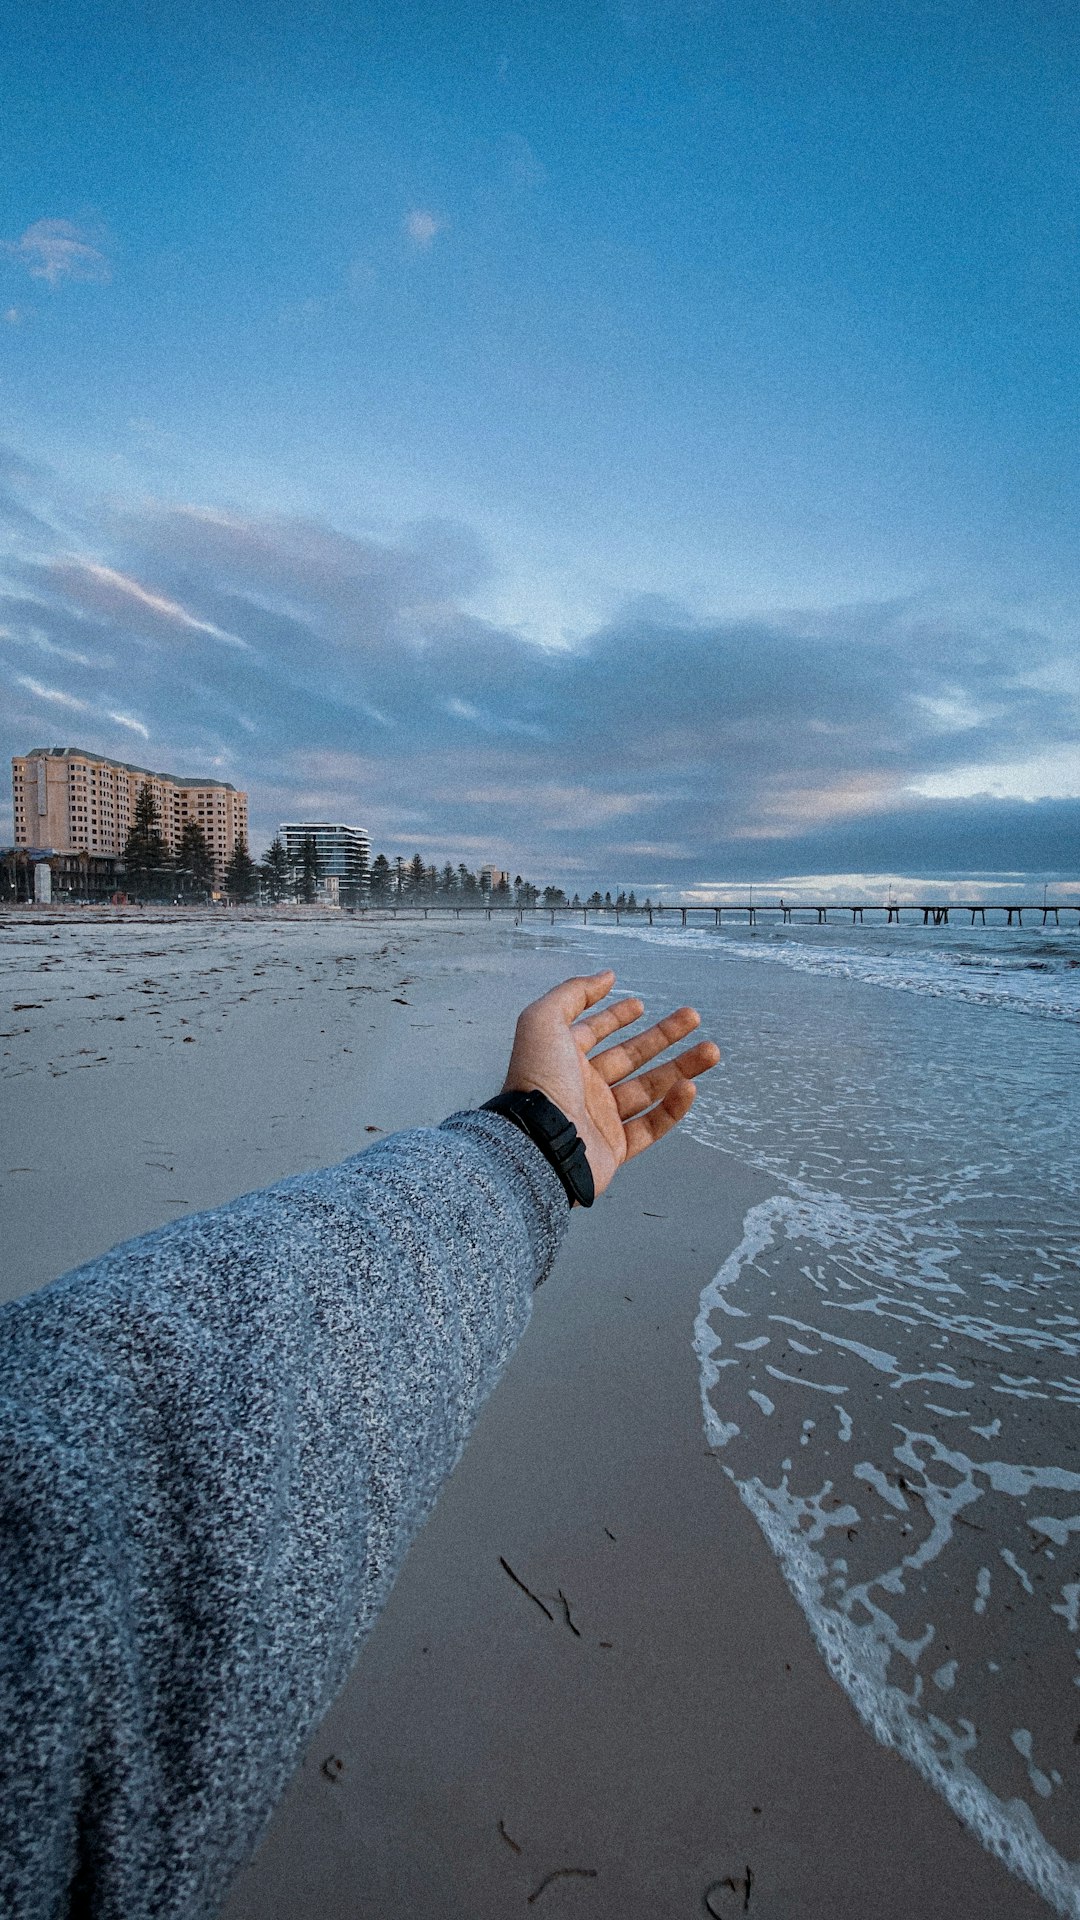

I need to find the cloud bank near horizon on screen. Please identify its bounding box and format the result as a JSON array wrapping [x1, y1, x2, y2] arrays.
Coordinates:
[[1, 448, 1077, 891]]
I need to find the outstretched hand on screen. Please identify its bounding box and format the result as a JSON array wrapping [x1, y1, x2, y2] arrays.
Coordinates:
[[500, 970, 720, 1198]]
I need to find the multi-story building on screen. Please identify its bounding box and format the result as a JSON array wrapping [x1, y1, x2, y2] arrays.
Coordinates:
[[11, 746, 248, 885], [279, 822, 370, 905], [480, 865, 508, 893]]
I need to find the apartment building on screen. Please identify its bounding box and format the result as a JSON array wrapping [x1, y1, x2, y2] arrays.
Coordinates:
[[280, 821, 370, 903], [11, 746, 248, 883]]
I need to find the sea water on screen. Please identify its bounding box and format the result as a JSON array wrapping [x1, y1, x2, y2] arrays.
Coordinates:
[[533, 916, 1080, 1913]]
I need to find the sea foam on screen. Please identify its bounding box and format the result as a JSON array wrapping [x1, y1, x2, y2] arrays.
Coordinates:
[[533, 914, 1080, 1909]]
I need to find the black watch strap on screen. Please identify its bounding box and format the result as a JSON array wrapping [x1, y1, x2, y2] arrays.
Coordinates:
[[481, 1089, 595, 1209]]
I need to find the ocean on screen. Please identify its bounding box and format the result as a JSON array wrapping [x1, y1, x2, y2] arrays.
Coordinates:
[[532, 914, 1080, 1915]]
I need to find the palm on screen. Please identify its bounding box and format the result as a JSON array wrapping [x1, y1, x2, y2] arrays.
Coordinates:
[[501, 970, 720, 1197]]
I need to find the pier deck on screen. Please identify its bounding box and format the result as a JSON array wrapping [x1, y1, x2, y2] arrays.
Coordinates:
[[354, 900, 1079, 928]]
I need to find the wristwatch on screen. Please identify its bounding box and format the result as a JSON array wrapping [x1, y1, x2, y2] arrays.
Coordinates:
[[481, 1089, 595, 1208]]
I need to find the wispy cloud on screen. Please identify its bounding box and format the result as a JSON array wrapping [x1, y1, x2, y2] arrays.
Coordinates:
[[54, 562, 249, 649], [1, 626, 100, 669], [15, 673, 89, 711], [404, 208, 444, 248], [106, 709, 150, 738], [2, 219, 111, 287]]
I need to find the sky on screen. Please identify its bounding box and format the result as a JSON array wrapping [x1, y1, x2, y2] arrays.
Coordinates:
[[1, 0, 1079, 896]]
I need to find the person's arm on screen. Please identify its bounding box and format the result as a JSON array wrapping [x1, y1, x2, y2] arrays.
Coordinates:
[[0, 971, 717, 1920]]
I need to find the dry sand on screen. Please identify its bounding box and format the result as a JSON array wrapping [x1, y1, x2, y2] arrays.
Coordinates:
[[0, 909, 1043, 1916]]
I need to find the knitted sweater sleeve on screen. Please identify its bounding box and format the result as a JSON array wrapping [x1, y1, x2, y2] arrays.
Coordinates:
[[0, 1110, 568, 1920]]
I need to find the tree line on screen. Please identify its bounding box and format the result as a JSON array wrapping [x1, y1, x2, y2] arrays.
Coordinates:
[[121, 784, 259, 902], [118, 783, 656, 910]]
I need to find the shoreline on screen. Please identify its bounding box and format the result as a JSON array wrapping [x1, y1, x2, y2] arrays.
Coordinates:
[[225, 1124, 1047, 1919]]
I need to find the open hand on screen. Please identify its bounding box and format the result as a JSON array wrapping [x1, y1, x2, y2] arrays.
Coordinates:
[[501, 969, 720, 1198]]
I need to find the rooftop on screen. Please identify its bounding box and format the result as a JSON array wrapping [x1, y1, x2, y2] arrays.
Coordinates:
[[19, 746, 240, 792]]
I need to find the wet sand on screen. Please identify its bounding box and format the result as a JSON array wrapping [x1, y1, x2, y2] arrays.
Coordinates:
[[0, 909, 1044, 1915]]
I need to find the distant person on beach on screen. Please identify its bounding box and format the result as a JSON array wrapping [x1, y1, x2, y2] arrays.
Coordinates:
[[0, 969, 718, 1920]]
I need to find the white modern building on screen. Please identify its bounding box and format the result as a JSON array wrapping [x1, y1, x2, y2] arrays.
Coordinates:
[[279, 822, 370, 904]]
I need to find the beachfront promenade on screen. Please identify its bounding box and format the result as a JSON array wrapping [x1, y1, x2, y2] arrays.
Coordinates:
[[351, 898, 1080, 928]]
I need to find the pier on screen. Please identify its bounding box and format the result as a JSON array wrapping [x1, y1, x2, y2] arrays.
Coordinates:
[[354, 899, 1079, 929]]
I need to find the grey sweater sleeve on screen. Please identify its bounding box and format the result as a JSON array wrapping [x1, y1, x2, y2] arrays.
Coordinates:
[[0, 1109, 568, 1920]]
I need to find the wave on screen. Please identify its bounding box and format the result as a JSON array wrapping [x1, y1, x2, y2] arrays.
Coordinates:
[[695, 1188, 1080, 1916], [539, 919, 1080, 1024]]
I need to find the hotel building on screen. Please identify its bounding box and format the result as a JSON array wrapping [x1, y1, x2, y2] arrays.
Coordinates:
[[279, 822, 370, 904], [11, 746, 248, 884]]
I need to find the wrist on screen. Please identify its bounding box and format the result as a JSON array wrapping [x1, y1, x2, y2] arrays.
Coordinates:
[[481, 1089, 595, 1209]]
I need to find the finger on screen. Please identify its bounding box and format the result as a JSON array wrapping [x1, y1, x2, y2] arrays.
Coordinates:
[[593, 1006, 702, 1085], [573, 996, 644, 1051], [622, 1077, 697, 1160], [536, 971, 617, 1025], [611, 1040, 720, 1118]]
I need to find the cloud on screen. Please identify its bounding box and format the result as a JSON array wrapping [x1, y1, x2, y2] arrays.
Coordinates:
[[404, 208, 444, 248], [52, 562, 249, 648], [909, 748, 1080, 803], [15, 673, 90, 711], [0, 625, 100, 668], [2, 219, 111, 287], [106, 709, 150, 738], [1, 451, 1077, 884]]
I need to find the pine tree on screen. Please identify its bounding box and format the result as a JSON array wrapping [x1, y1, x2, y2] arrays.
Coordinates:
[[407, 852, 426, 897], [176, 821, 215, 901], [223, 833, 257, 902], [393, 856, 406, 899], [627, 891, 637, 912], [261, 837, 291, 904], [369, 853, 391, 904], [587, 890, 603, 909], [123, 782, 170, 899], [439, 862, 456, 897], [299, 835, 321, 903]]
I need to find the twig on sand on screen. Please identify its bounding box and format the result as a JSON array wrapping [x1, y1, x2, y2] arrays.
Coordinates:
[[527, 1867, 598, 1904], [556, 1589, 582, 1637], [499, 1556, 554, 1622], [704, 1865, 754, 1914], [497, 1818, 522, 1854]]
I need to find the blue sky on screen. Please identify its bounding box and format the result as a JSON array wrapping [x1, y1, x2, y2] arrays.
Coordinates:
[[2, 0, 1078, 893]]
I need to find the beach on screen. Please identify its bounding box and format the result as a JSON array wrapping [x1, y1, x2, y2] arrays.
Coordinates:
[[2, 907, 1071, 1917]]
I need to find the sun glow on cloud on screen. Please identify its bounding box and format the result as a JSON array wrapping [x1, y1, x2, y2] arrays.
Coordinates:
[[909, 750, 1080, 803], [58, 563, 249, 649]]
